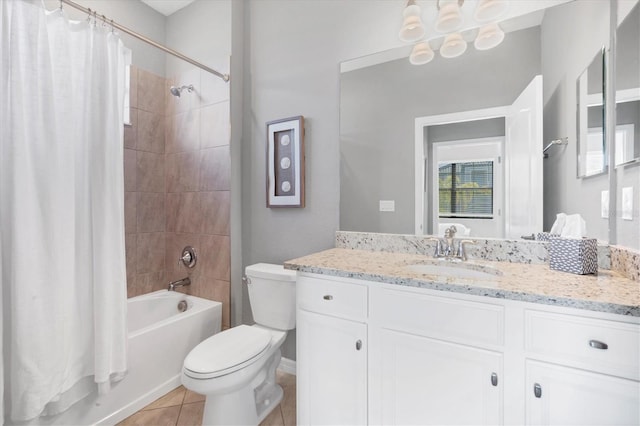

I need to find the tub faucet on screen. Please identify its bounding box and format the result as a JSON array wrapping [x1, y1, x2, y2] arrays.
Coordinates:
[[168, 277, 191, 291]]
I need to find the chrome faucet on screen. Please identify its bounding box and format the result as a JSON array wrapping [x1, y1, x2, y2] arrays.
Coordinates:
[[168, 277, 191, 291], [429, 225, 475, 261]]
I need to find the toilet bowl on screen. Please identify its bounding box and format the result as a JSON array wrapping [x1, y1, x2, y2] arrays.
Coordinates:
[[181, 263, 296, 425]]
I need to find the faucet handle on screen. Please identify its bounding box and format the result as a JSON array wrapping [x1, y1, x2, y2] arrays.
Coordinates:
[[456, 239, 476, 261], [428, 237, 443, 257]]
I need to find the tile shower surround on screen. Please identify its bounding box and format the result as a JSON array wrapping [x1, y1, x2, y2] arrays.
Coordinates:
[[124, 66, 231, 328]]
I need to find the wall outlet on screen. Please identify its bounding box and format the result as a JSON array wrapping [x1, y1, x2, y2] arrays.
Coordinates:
[[379, 200, 395, 212], [621, 187, 633, 220], [601, 190, 609, 219]]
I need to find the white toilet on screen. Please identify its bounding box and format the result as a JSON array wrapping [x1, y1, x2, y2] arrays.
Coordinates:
[[181, 263, 296, 425]]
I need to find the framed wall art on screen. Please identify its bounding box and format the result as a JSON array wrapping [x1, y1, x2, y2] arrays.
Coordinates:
[[266, 116, 305, 208]]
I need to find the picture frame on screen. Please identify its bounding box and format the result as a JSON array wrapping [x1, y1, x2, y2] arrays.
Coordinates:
[[266, 116, 305, 208]]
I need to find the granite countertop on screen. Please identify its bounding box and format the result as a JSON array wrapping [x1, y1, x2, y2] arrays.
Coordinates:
[[285, 248, 640, 317]]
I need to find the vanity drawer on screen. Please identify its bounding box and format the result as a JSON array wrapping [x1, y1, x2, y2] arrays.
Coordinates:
[[525, 310, 640, 380], [297, 276, 368, 321], [371, 287, 504, 347]]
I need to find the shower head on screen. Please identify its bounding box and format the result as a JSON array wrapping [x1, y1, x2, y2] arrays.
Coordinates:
[[169, 84, 194, 97]]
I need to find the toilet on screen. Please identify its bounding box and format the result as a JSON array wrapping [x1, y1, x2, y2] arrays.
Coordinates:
[[181, 263, 296, 425]]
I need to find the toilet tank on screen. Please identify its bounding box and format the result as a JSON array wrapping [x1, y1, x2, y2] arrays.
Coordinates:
[[245, 263, 297, 331]]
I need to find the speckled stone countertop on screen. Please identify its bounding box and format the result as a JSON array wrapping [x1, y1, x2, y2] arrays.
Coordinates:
[[285, 248, 640, 317]]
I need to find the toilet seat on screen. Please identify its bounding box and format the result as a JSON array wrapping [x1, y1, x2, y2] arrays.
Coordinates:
[[183, 325, 272, 379]]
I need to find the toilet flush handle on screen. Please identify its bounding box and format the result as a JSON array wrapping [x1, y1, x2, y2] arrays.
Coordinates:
[[242, 275, 251, 285]]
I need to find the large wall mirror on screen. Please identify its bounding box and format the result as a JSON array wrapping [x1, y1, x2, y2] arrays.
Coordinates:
[[615, 0, 640, 168], [340, 0, 616, 241]]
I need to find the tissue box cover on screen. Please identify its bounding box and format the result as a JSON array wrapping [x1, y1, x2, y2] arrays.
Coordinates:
[[549, 237, 598, 275], [536, 232, 560, 241]]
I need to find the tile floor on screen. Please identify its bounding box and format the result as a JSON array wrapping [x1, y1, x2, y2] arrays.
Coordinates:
[[117, 371, 296, 426]]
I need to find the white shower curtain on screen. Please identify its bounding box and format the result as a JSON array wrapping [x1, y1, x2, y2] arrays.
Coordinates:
[[0, 0, 129, 422]]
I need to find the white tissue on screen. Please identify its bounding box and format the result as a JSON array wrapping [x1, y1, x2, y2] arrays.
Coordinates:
[[550, 213, 587, 238], [549, 213, 566, 235]]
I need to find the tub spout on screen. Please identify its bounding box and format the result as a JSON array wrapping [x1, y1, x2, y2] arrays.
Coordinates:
[[168, 277, 191, 291]]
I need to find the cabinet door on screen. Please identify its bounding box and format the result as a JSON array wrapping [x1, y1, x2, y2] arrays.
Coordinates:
[[526, 360, 640, 425], [297, 309, 367, 425], [373, 328, 502, 425]]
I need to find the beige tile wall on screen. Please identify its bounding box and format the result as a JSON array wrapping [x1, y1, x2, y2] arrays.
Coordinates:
[[124, 65, 231, 329]]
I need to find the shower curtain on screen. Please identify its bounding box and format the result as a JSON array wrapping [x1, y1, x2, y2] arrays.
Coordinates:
[[0, 0, 129, 422]]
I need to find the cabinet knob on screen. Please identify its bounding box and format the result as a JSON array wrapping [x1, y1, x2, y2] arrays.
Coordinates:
[[355, 339, 362, 351], [323, 295, 333, 301], [589, 340, 608, 350], [491, 372, 498, 387], [534, 383, 542, 398]]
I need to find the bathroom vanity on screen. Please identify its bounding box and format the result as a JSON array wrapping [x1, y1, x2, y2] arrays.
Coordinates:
[[287, 246, 640, 426]]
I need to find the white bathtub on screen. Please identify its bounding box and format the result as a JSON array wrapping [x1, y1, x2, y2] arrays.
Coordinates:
[[29, 290, 222, 425]]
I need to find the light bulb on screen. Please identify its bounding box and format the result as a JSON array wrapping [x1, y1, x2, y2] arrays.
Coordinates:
[[474, 23, 505, 50], [474, 0, 508, 22], [435, 1, 463, 33], [440, 33, 467, 58], [410, 42, 435, 65], [399, 3, 426, 42]]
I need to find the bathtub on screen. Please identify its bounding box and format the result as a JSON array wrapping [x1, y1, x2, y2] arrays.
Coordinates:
[[30, 290, 222, 425]]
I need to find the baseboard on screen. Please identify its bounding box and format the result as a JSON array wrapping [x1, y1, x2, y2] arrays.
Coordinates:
[[278, 357, 296, 375]]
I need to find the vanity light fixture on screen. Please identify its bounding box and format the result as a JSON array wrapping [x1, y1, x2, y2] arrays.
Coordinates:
[[435, 0, 464, 33], [474, 23, 505, 50], [474, 0, 508, 22], [399, 0, 426, 42], [440, 32, 468, 58], [410, 41, 435, 65], [398, 0, 508, 65]]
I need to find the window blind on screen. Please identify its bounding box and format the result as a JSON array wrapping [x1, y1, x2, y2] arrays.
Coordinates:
[[439, 160, 493, 218]]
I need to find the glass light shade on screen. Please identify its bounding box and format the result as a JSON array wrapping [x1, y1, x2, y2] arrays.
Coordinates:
[[474, 23, 505, 50], [400, 15, 426, 42], [474, 0, 508, 22], [399, 4, 426, 42], [435, 2, 463, 33], [410, 42, 435, 65], [440, 33, 467, 58]]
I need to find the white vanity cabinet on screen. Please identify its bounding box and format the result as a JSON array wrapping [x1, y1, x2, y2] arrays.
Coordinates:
[[296, 276, 368, 425], [296, 272, 640, 426], [368, 286, 504, 425], [524, 310, 640, 426]]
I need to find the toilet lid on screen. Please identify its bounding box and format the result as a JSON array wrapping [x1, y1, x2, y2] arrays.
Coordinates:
[[183, 325, 272, 378]]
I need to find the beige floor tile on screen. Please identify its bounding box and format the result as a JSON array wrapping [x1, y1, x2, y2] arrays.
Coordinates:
[[277, 372, 296, 426], [183, 389, 206, 404], [177, 401, 205, 426], [118, 406, 181, 426], [121, 372, 296, 426], [144, 386, 186, 410], [260, 405, 284, 426]]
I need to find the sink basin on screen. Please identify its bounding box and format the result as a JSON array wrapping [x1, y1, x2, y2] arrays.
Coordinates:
[[405, 262, 502, 280]]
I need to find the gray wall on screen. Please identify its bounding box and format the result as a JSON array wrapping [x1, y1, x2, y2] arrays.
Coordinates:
[[340, 27, 540, 234], [242, 0, 407, 361], [165, 0, 231, 77]]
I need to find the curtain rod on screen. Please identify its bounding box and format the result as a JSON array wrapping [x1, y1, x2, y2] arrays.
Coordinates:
[[59, 0, 230, 82]]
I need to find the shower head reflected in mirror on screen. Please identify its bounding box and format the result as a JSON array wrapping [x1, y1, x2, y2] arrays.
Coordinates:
[[169, 84, 194, 97]]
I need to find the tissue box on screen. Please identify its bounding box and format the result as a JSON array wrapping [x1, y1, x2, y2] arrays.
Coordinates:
[[549, 237, 598, 275], [536, 232, 560, 241]]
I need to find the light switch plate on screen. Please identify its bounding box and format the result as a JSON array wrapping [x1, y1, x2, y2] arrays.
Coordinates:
[[379, 200, 395, 212], [621, 187, 633, 220], [601, 190, 609, 219]]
